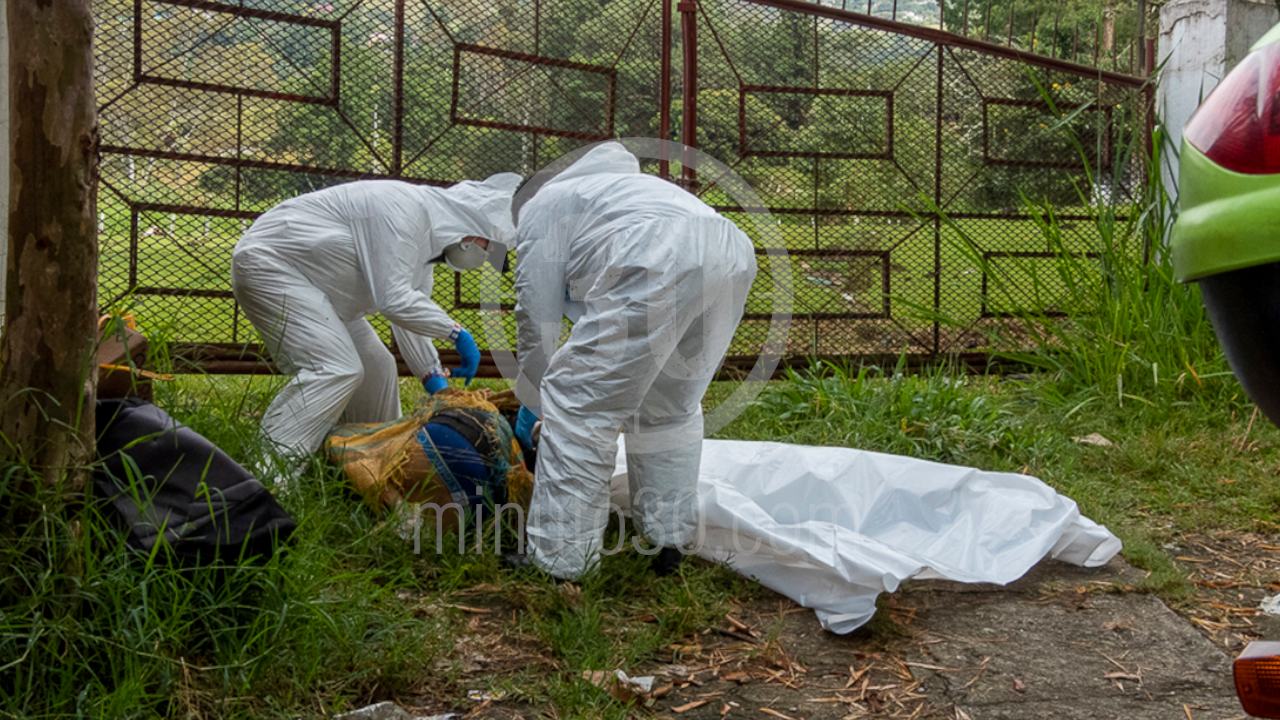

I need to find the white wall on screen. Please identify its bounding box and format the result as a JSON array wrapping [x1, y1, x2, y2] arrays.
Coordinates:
[[2, 6, 9, 324], [1159, 0, 1280, 201]]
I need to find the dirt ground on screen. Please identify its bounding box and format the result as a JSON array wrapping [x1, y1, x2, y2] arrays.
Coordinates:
[[1160, 531, 1280, 658], [384, 531, 1280, 720]]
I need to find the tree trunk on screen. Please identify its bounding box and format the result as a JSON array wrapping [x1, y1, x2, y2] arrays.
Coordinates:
[[2, 0, 99, 497], [1102, 10, 1115, 55]]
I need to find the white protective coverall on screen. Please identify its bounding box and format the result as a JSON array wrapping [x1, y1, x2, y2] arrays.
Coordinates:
[[514, 142, 758, 579], [231, 174, 520, 459]]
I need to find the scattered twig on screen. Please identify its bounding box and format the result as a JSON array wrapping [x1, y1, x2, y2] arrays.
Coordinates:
[[961, 657, 990, 689], [715, 628, 761, 644], [846, 665, 869, 689], [1095, 649, 1132, 674], [903, 662, 967, 672], [726, 615, 757, 636], [1190, 541, 1248, 569], [766, 669, 802, 689], [442, 604, 493, 614], [1238, 407, 1259, 451], [921, 631, 1008, 644], [758, 607, 809, 618]]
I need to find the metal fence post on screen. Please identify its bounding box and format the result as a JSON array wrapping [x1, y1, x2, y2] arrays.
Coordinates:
[[933, 44, 944, 354], [679, 0, 698, 189], [661, 0, 673, 179], [392, 0, 405, 176]]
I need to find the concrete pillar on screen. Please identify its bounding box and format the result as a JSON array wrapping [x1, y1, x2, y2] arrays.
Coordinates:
[[1158, 0, 1279, 201]]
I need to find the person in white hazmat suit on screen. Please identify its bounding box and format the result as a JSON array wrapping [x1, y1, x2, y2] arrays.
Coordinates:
[[509, 142, 757, 579], [230, 173, 521, 465]]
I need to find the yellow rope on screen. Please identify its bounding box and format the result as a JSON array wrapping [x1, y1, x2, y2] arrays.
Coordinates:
[[98, 363, 174, 381]]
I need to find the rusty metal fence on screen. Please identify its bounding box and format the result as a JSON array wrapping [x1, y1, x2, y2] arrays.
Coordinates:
[[93, 0, 1151, 375]]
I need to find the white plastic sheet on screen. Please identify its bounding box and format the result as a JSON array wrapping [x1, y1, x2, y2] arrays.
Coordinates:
[[609, 438, 1121, 634]]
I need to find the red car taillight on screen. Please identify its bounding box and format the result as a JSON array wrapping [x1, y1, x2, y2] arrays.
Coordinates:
[[1184, 40, 1280, 175]]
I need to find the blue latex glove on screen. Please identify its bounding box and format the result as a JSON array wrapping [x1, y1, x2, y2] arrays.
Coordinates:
[[514, 406, 540, 451], [422, 369, 449, 395], [448, 325, 480, 385]]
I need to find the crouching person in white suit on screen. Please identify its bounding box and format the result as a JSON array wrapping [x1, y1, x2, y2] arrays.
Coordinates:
[[509, 142, 757, 579], [230, 173, 521, 475]]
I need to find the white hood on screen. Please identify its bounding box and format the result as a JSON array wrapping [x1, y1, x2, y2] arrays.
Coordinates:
[[427, 173, 521, 251], [540, 141, 640, 190], [513, 142, 641, 226]]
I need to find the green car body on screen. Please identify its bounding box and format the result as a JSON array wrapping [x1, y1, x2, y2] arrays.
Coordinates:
[[1171, 23, 1280, 283]]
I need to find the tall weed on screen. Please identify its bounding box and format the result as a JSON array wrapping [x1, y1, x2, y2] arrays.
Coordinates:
[[935, 78, 1236, 414], [731, 358, 1061, 470]]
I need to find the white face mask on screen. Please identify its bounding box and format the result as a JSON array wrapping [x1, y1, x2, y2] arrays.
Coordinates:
[[442, 238, 488, 272]]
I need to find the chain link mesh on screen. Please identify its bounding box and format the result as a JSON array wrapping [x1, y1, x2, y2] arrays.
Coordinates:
[[94, 0, 1148, 372]]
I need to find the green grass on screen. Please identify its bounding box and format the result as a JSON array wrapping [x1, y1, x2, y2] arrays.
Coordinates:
[[0, 472, 459, 719]]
